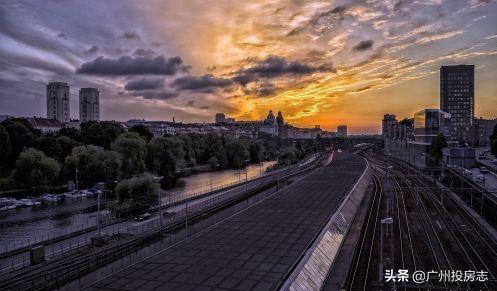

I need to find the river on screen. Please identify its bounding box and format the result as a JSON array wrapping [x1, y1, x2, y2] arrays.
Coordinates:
[[0, 161, 276, 251]]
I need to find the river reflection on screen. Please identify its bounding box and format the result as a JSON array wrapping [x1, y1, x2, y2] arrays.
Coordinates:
[[0, 161, 276, 248]]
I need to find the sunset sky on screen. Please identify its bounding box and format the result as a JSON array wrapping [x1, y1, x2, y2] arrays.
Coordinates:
[[0, 0, 496, 134]]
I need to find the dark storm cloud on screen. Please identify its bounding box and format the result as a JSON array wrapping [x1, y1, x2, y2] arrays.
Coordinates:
[[57, 32, 67, 39], [121, 31, 140, 40], [353, 40, 374, 51], [185, 100, 196, 107], [199, 105, 209, 110], [76, 55, 189, 75], [124, 78, 164, 91], [233, 56, 334, 85], [134, 48, 156, 57], [127, 90, 178, 100], [241, 81, 278, 98], [85, 45, 99, 55], [172, 74, 233, 91]]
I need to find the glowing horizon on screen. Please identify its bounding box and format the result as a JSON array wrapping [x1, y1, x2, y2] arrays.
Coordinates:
[[0, 0, 496, 134]]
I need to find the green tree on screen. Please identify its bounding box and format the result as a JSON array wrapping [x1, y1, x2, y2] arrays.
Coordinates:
[[129, 125, 153, 142], [490, 123, 497, 146], [277, 148, 299, 166], [0, 126, 12, 174], [146, 136, 185, 189], [35, 135, 61, 159], [14, 148, 60, 188], [260, 133, 282, 159], [115, 173, 158, 213], [207, 156, 220, 169], [226, 139, 249, 168], [491, 139, 497, 158], [429, 133, 448, 165], [178, 134, 196, 167], [56, 136, 82, 161], [112, 132, 147, 178], [57, 127, 82, 142], [248, 140, 264, 163], [4, 121, 36, 164], [204, 133, 228, 168], [64, 145, 122, 187], [80, 121, 123, 149]]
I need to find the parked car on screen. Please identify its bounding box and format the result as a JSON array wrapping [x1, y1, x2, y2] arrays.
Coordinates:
[[41, 194, 60, 203], [18, 199, 34, 207], [0, 198, 17, 210], [472, 175, 485, 184], [463, 169, 472, 176]]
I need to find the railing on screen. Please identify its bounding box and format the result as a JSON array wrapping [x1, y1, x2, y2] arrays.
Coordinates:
[[0, 155, 316, 262], [0, 153, 327, 291]]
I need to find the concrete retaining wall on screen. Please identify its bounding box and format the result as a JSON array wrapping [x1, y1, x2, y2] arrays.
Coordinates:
[[280, 158, 372, 291]]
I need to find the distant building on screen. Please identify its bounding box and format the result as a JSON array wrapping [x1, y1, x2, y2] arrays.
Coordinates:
[[440, 65, 474, 145], [0, 115, 13, 122], [443, 147, 476, 168], [215, 113, 226, 124], [276, 111, 286, 138], [337, 125, 347, 136], [402, 109, 452, 168], [382, 114, 397, 137], [473, 117, 497, 146], [260, 110, 278, 136], [79, 88, 100, 122], [26, 117, 63, 133], [225, 118, 235, 124], [47, 82, 70, 123], [413, 109, 451, 144]]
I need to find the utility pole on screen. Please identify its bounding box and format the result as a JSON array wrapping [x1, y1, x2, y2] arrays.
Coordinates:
[[158, 184, 162, 232], [97, 192, 101, 238], [245, 159, 249, 192], [185, 200, 188, 238], [75, 169, 79, 190]]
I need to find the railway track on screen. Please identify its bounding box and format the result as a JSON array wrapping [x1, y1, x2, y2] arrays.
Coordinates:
[[0, 153, 328, 291], [0, 155, 318, 261], [346, 152, 497, 290], [378, 154, 497, 289], [345, 173, 383, 290], [391, 177, 417, 289]]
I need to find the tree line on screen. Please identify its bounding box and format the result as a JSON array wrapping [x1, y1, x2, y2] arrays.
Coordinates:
[[0, 119, 319, 193]]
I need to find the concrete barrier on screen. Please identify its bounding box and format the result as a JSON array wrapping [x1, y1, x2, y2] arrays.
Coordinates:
[[281, 158, 372, 291]]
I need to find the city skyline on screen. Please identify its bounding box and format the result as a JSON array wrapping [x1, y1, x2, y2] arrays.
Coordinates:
[[1, 1, 497, 134]]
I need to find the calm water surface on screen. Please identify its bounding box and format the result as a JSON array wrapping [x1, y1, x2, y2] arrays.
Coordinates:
[[0, 161, 276, 248]]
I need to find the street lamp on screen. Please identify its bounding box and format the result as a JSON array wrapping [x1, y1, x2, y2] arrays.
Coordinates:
[[210, 163, 220, 191], [153, 176, 163, 233], [379, 217, 394, 282], [75, 168, 79, 191], [245, 159, 250, 182]]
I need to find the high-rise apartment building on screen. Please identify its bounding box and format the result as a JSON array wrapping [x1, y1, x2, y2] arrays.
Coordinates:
[[440, 65, 474, 144], [79, 88, 100, 122], [46, 82, 70, 123]]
